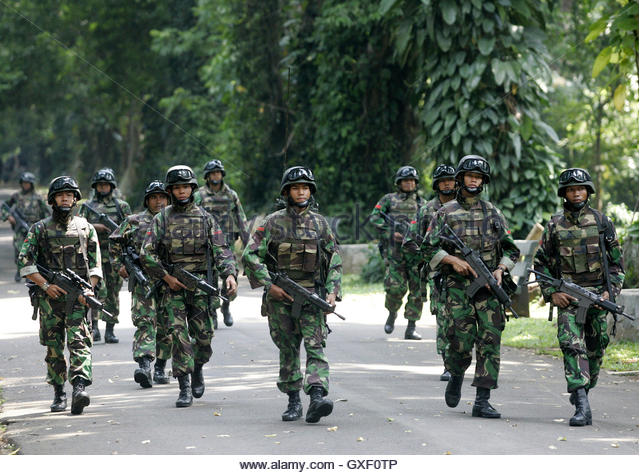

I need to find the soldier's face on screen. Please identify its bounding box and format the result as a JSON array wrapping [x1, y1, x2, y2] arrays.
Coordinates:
[[564, 185, 588, 204], [437, 178, 455, 192], [399, 179, 416, 192], [207, 171, 223, 182], [147, 193, 168, 213], [54, 191, 75, 208], [171, 184, 193, 201], [96, 182, 112, 194], [463, 172, 483, 188], [20, 182, 32, 192], [288, 183, 311, 203]]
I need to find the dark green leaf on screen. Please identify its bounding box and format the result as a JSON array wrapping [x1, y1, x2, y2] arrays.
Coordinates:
[[440, 0, 458, 25]]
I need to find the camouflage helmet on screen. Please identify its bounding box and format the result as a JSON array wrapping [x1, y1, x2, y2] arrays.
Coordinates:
[[557, 168, 595, 197], [47, 176, 82, 204], [431, 164, 456, 191], [280, 166, 316, 195], [203, 159, 226, 178], [143, 180, 170, 208], [455, 155, 491, 184], [165, 165, 198, 189], [19, 172, 36, 184], [394, 166, 419, 185], [91, 168, 117, 188]]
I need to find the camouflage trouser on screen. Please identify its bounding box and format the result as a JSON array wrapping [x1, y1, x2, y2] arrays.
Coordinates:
[[557, 305, 609, 393], [38, 294, 92, 386], [384, 256, 424, 321], [444, 285, 505, 389], [131, 284, 172, 362], [266, 295, 330, 396], [164, 285, 215, 378], [96, 259, 122, 324], [428, 278, 447, 356]]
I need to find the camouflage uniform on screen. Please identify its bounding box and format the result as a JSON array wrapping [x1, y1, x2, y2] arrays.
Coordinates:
[[78, 195, 131, 324], [18, 214, 102, 387], [534, 205, 624, 393], [422, 193, 520, 389], [194, 184, 249, 246], [370, 191, 424, 322], [1, 187, 49, 274], [140, 201, 237, 378], [242, 205, 342, 397], [110, 209, 172, 364], [404, 197, 447, 351]]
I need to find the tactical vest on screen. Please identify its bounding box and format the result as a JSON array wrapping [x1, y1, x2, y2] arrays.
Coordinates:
[[130, 211, 155, 251], [198, 185, 237, 233], [420, 198, 443, 234], [550, 208, 604, 286], [444, 198, 503, 269], [85, 197, 127, 246], [15, 192, 46, 224], [388, 192, 421, 225], [36, 216, 91, 278], [268, 209, 323, 288], [160, 204, 209, 272]]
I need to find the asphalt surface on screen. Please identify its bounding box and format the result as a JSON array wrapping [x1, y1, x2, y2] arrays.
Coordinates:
[[0, 197, 638, 464]]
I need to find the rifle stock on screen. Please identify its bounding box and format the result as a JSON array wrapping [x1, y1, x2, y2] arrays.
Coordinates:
[[269, 271, 345, 320]]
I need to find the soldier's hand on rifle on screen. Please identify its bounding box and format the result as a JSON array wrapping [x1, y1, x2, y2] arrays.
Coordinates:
[[78, 289, 95, 307], [595, 291, 610, 311], [443, 255, 477, 278], [393, 232, 404, 243], [163, 273, 187, 291], [225, 275, 238, 297], [118, 265, 129, 279], [551, 291, 577, 308], [7, 215, 16, 226], [492, 266, 506, 287], [269, 284, 294, 303], [92, 223, 109, 234], [325, 292, 337, 313], [46, 284, 67, 299]]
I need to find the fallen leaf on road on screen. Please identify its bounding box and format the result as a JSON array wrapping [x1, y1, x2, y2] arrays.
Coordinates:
[[548, 445, 557, 450], [335, 398, 348, 402], [611, 443, 620, 448], [45, 427, 52, 431], [553, 419, 565, 423], [264, 434, 277, 438], [185, 446, 196, 450], [357, 437, 364, 442], [108, 379, 114, 383], [274, 442, 281, 445], [444, 451, 452, 455], [557, 437, 566, 441], [141, 440, 151, 444], [327, 426, 338, 432], [405, 430, 412, 433], [217, 434, 230, 438], [213, 411, 221, 416], [8, 290, 18, 294], [387, 417, 394, 422]]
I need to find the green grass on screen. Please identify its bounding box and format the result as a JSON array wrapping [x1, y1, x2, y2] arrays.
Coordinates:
[[342, 273, 384, 295], [503, 316, 639, 372]]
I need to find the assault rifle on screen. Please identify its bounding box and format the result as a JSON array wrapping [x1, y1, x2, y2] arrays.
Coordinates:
[[146, 264, 228, 302], [81, 202, 119, 232], [122, 245, 150, 292], [439, 223, 519, 318], [377, 209, 425, 245], [527, 268, 634, 324], [2, 202, 30, 234], [269, 271, 345, 320], [35, 264, 113, 319]]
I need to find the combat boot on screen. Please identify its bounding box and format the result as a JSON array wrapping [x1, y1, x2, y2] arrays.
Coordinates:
[[305, 386, 333, 423], [191, 363, 205, 398], [440, 369, 451, 381], [70, 377, 90, 415], [176, 375, 193, 407], [92, 319, 101, 342], [212, 309, 218, 330], [384, 312, 397, 334], [281, 391, 303, 422], [404, 320, 422, 340], [472, 387, 501, 418], [50, 383, 67, 412], [104, 323, 119, 344], [153, 359, 170, 384], [222, 301, 233, 327], [569, 387, 592, 425], [134, 356, 153, 389], [569, 387, 591, 426], [445, 374, 464, 407]]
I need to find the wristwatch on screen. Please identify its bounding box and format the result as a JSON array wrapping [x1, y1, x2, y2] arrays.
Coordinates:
[[40, 282, 50, 292]]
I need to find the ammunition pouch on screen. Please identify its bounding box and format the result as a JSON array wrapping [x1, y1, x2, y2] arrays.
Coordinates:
[[501, 270, 517, 297]]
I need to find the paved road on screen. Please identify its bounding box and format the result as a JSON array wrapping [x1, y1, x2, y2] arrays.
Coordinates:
[[0, 208, 638, 460]]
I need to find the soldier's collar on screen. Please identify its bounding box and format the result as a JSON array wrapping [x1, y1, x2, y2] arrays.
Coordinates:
[[457, 193, 480, 207]]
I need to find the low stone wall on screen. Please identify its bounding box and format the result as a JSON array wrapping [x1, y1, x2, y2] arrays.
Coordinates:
[[607, 289, 639, 342], [341, 243, 374, 274]]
